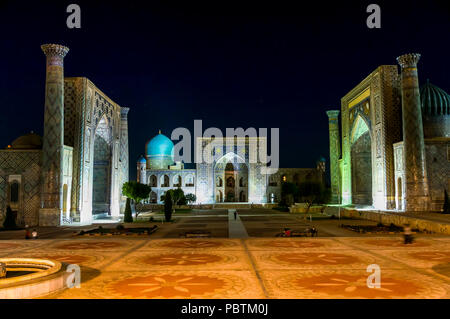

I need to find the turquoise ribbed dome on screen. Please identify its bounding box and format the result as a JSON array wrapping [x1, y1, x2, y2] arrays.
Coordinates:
[[420, 81, 450, 116], [145, 131, 174, 169], [147, 132, 174, 157]]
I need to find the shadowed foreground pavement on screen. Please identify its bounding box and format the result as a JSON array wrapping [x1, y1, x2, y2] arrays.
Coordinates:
[[1, 237, 450, 298]]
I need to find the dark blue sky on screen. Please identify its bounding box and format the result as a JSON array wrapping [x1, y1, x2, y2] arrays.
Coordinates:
[[1, 0, 449, 181]]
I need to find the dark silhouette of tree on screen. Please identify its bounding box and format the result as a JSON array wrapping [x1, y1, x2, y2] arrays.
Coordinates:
[[164, 190, 173, 222], [297, 181, 331, 213], [124, 198, 133, 223], [3, 205, 17, 229], [443, 189, 449, 214], [280, 182, 298, 207]]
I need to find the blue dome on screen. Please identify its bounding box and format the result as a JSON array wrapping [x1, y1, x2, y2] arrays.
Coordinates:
[[420, 80, 450, 116], [138, 155, 146, 163], [146, 132, 174, 157]]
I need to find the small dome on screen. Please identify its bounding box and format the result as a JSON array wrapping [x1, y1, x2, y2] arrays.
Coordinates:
[[9, 132, 42, 149], [420, 81, 450, 138], [138, 155, 146, 164], [317, 156, 326, 162], [420, 80, 450, 116], [145, 131, 174, 169]]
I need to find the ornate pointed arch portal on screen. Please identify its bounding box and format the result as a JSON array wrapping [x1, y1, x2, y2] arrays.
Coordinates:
[[214, 152, 249, 203], [350, 114, 372, 205], [92, 116, 113, 216], [195, 137, 267, 204]]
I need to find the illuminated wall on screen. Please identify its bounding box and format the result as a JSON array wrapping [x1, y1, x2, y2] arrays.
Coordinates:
[[332, 65, 402, 209], [196, 137, 268, 204]]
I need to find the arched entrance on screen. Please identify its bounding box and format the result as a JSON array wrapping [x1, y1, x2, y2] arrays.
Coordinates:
[[214, 152, 248, 203], [92, 116, 112, 216], [150, 191, 157, 203], [161, 175, 170, 187], [350, 115, 372, 206], [239, 190, 246, 202], [149, 175, 157, 187], [216, 189, 223, 202]]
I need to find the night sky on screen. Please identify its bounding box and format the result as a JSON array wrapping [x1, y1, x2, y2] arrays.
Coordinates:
[[1, 1, 449, 181]]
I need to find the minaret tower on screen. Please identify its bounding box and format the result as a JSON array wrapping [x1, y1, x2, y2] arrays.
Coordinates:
[[39, 44, 69, 226], [137, 156, 147, 184], [326, 110, 341, 204], [397, 53, 430, 212]]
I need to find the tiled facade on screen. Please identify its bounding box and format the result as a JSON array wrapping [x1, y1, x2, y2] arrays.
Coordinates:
[[0, 150, 41, 226], [138, 136, 324, 204], [329, 54, 450, 212], [0, 44, 129, 227]]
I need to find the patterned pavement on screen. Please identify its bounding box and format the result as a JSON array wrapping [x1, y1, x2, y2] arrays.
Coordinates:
[[1, 237, 450, 299]]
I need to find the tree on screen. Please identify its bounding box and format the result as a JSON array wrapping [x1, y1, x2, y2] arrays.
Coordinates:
[[443, 189, 450, 214], [185, 193, 196, 204], [297, 181, 331, 213], [164, 190, 173, 222], [161, 188, 186, 207], [280, 182, 298, 207], [124, 198, 133, 223], [172, 187, 185, 206], [122, 181, 151, 220], [3, 206, 17, 229]]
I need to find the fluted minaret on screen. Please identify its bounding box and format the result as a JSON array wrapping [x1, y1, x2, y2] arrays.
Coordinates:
[[120, 107, 130, 182], [397, 53, 430, 212], [39, 44, 69, 226], [326, 110, 341, 203]]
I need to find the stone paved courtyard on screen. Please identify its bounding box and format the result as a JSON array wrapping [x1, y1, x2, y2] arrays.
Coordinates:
[[1, 236, 450, 298]]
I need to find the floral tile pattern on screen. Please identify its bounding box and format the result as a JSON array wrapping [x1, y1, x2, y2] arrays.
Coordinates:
[[2, 236, 450, 299]]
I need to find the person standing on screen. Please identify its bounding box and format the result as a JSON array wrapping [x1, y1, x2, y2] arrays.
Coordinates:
[[25, 226, 31, 240], [403, 224, 413, 244]]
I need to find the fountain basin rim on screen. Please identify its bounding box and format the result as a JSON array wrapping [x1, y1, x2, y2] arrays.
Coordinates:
[[0, 258, 62, 287]]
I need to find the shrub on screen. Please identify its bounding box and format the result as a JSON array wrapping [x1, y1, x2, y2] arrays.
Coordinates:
[[185, 193, 196, 204]]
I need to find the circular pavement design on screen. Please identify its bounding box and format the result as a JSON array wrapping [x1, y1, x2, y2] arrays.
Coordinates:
[[142, 253, 223, 266], [160, 240, 224, 249], [363, 239, 430, 248], [409, 251, 450, 263], [273, 252, 359, 266], [37, 254, 93, 265], [432, 263, 450, 279], [254, 240, 324, 249], [292, 273, 421, 298], [0, 242, 20, 250], [105, 274, 228, 298], [53, 241, 122, 250]]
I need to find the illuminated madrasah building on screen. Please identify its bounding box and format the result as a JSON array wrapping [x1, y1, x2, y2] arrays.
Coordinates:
[[137, 134, 326, 204], [327, 53, 450, 212], [0, 44, 129, 227]]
